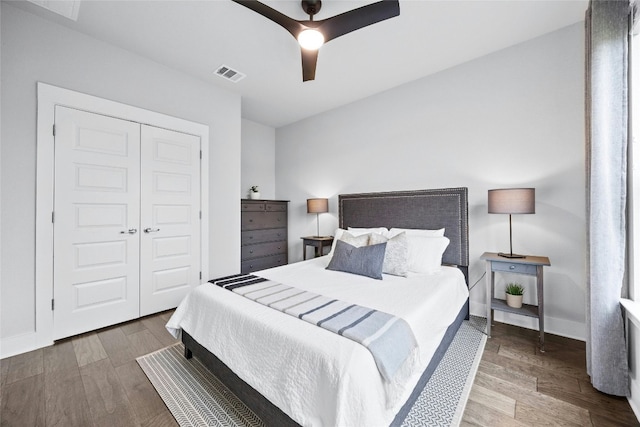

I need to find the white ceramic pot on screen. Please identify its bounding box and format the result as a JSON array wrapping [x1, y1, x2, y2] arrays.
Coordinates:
[[506, 293, 523, 309], [249, 192, 260, 199]]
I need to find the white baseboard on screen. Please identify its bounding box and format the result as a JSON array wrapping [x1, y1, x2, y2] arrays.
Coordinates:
[[0, 331, 52, 359], [629, 395, 640, 424], [470, 302, 586, 341]]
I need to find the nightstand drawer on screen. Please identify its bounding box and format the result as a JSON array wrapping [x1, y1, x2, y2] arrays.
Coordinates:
[[491, 261, 537, 275], [242, 228, 286, 245], [241, 254, 287, 273], [241, 241, 287, 260]]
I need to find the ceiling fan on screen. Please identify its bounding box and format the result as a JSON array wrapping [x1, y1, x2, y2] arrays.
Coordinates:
[[231, 0, 400, 82]]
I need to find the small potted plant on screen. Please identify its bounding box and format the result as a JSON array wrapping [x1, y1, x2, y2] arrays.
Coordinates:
[[505, 283, 525, 308], [249, 185, 260, 199]]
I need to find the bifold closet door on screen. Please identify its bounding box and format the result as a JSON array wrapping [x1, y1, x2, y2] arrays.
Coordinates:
[[53, 106, 141, 340], [139, 125, 201, 316]]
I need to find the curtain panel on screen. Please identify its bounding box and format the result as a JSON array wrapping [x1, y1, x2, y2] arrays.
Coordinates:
[[586, 0, 631, 397]]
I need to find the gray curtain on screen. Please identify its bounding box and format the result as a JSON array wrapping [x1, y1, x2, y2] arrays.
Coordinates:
[[585, 0, 631, 397]]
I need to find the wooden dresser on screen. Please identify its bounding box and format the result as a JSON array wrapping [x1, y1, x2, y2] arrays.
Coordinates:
[[241, 199, 289, 273]]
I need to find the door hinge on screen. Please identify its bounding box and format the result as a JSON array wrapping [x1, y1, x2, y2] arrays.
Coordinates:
[[51, 299, 55, 311], [199, 150, 202, 159], [199, 271, 202, 280], [199, 211, 202, 220], [52, 211, 55, 223], [52, 124, 56, 137]]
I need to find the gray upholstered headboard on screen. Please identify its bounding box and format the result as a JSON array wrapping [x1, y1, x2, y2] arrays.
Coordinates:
[[338, 188, 469, 270]]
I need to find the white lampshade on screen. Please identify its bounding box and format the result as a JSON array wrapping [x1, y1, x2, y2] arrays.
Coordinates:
[[298, 29, 325, 50], [488, 188, 535, 214]]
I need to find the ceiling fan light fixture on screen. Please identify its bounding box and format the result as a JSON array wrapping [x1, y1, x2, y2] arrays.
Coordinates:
[[297, 29, 324, 50]]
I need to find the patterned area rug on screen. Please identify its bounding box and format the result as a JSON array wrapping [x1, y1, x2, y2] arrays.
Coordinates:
[[137, 317, 486, 427]]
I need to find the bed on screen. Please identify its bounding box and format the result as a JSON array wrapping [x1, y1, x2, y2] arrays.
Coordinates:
[[166, 187, 469, 426]]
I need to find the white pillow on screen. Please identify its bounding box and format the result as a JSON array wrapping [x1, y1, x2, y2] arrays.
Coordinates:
[[328, 228, 347, 256], [340, 231, 370, 248], [348, 227, 388, 236], [328, 228, 372, 256], [406, 235, 450, 273], [369, 232, 409, 277], [387, 227, 445, 238]]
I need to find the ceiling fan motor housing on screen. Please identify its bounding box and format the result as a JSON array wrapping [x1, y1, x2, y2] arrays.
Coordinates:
[[302, 0, 322, 18]]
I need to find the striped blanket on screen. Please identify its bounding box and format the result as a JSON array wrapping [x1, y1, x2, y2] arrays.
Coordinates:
[[210, 274, 418, 381]]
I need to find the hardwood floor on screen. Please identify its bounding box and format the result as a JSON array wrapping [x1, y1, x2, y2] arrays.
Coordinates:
[[462, 321, 639, 427], [1, 312, 637, 426], [0, 310, 179, 427]]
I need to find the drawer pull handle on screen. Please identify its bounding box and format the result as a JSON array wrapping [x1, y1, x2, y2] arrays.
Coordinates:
[[249, 250, 253, 254], [509, 265, 515, 270]]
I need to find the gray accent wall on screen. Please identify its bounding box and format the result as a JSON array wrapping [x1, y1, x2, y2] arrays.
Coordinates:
[[274, 23, 586, 339], [1, 4, 242, 345]]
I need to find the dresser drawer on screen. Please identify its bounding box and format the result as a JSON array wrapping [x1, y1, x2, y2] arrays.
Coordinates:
[[241, 202, 265, 212], [241, 254, 287, 273], [242, 228, 286, 245], [241, 211, 287, 230], [491, 261, 538, 275], [241, 241, 287, 260], [265, 202, 287, 212]]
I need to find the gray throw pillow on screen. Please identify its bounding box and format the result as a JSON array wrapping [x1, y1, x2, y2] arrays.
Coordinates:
[[326, 240, 387, 280]]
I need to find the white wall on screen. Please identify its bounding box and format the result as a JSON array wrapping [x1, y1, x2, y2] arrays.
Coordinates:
[[0, 4, 241, 351], [275, 23, 586, 340], [241, 119, 276, 199]]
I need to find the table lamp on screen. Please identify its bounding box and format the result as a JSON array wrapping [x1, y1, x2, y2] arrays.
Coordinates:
[[307, 198, 328, 237], [488, 188, 535, 258]]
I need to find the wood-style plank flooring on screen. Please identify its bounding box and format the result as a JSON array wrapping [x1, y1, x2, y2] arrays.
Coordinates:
[[462, 321, 639, 427], [0, 310, 179, 427], [1, 312, 637, 426]]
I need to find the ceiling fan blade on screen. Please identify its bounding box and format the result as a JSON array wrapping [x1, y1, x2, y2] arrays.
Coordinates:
[[231, 0, 303, 38], [301, 49, 319, 82], [318, 0, 400, 43]]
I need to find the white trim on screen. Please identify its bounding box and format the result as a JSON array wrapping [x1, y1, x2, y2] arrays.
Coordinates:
[[621, 298, 640, 328], [471, 302, 586, 342], [1, 82, 210, 358], [622, 299, 640, 422]]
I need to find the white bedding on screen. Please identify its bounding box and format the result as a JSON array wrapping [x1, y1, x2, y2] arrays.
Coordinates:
[[166, 257, 468, 427]]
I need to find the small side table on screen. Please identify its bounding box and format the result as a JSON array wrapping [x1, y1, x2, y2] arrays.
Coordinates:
[[301, 236, 334, 260], [481, 252, 551, 351]]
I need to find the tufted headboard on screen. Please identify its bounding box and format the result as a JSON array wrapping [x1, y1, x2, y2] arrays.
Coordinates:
[[338, 188, 469, 280]]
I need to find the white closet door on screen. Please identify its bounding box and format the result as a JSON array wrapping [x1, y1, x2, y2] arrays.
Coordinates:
[[139, 125, 201, 316], [53, 107, 141, 340]]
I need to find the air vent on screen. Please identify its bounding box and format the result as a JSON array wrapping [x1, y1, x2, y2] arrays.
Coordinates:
[[214, 65, 246, 83], [27, 0, 81, 21]]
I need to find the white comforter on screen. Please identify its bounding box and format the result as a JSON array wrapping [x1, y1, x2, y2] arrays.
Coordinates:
[[166, 257, 468, 427]]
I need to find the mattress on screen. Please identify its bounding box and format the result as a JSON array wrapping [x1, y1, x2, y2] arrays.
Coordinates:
[[166, 256, 468, 427]]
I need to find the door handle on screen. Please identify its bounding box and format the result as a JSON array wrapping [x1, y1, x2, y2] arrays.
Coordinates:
[[120, 229, 138, 234], [144, 228, 160, 233]]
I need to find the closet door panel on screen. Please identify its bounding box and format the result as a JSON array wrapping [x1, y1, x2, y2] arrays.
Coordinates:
[[53, 107, 141, 340], [140, 125, 201, 316]]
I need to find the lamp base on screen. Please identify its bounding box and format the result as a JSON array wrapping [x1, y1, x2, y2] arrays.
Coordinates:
[[498, 252, 526, 259]]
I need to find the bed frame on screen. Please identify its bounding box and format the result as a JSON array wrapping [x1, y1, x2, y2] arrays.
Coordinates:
[[183, 187, 469, 426]]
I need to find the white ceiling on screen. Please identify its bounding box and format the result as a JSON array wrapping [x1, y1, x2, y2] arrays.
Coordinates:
[[10, 0, 589, 128]]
